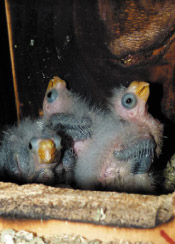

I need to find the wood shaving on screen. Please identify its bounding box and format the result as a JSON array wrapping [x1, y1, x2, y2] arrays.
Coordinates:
[[0, 229, 154, 244]]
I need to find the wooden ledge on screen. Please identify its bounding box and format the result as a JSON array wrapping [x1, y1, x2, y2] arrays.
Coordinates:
[[0, 182, 174, 243], [0, 182, 174, 228]]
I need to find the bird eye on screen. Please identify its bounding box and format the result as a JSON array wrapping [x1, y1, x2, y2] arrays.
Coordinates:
[[28, 137, 38, 151], [47, 89, 58, 103], [121, 93, 137, 109], [28, 142, 32, 150]]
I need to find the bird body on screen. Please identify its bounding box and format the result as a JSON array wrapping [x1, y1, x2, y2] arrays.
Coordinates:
[[74, 81, 163, 193], [43, 76, 101, 123], [0, 76, 163, 192], [42, 76, 106, 169], [108, 81, 163, 155], [0, 118, 62, 184], [42, 77, 163, 193], [74, 117, 154, 192]]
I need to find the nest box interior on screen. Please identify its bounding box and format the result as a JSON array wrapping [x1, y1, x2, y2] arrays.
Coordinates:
[[1, 1, 175, 243]]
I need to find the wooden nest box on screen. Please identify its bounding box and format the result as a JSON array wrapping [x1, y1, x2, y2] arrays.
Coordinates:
[[3, 0, 175, 243]]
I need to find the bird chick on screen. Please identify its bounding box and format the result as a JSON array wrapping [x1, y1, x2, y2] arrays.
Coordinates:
[[109, 81, 163, 156], [0, 118, 62, 184], [43, 78, 163, 192], [42, 76, 104, 175], [74, 81, 163, 193], [43, 76, 94, 120], [43, 76, 98, 141], [43, 76, 72, 118]]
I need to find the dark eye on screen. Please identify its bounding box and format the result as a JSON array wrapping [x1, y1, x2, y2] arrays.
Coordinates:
[[121, 93, 137, 109], [28, 137, 38, 151], [47, 89, 58, 103], [28, 142, 32, 150]]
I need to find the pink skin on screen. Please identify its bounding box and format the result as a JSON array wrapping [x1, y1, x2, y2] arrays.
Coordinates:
[[74, 138, 92, 156], [96, 85, 163, 188], [97, 128, 150, 185], [113, 87, 163, 155], [95, 122, 159, 192], [116, 95, 147, 122], [43, 79, 91, 158], [98, 141, 122, 182], [43, 82, 73, 118]]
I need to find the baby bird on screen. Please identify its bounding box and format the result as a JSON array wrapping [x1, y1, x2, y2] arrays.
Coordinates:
[[109, 81, 163, 156], [74, 81, 163, 193], [0, 118, 62, 184], [43, 77, 163, 193], [42, 76, 105, 175], [43, 76, 98, 141]]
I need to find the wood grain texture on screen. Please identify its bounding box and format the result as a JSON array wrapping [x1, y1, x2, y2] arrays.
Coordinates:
[[0, 182, 175, 244], [0, 182, 174, 243], [0, 182, 173, 228]]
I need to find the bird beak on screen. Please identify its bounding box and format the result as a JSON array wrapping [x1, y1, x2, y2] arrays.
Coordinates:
[[38, 139, 58, 164], [128, 81, 150, 102], [39, 109, 44, 116], [47, 76, 67, 90]]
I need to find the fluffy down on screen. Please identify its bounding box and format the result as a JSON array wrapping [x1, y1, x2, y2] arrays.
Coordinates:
[[0, 118, 62, 184], [74, 81, 163, 193]]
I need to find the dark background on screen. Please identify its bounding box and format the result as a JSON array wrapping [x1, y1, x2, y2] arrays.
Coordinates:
[[0, 1, 17, 128], [1, 0, 175, 125]]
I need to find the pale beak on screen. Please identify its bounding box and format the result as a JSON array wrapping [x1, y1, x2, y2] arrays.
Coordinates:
[[38, 139, 58, 164], [128, 81, 150, 102], [47, 76, 66, 90]]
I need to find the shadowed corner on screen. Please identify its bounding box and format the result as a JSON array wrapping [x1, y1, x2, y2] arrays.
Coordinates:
[[148, 83, 175, 170], [0, 0, 17, 129]]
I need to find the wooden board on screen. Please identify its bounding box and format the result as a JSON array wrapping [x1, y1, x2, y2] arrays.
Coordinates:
[[0, 182, 174, 243]]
